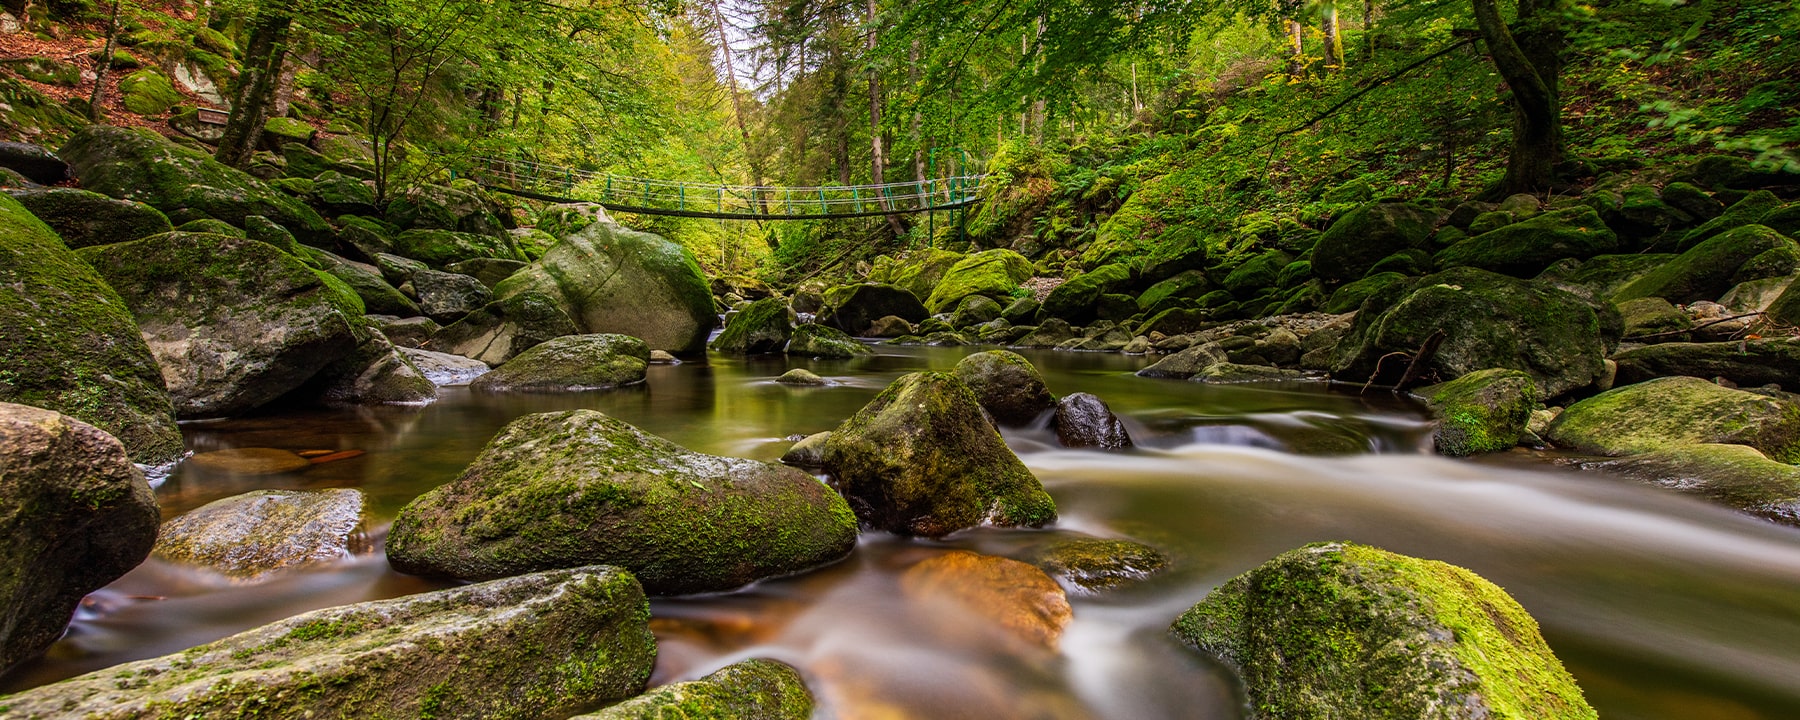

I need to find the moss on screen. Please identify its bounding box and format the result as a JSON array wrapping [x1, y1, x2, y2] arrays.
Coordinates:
[[818, 283, 930, 335], [1420, 369, 1538, 456], [493, 221, 716, 353], [393, 228, 524, 268], [786, 323, 871, 358], [1171, 541, 1596, 720], [1582, 443, 1800, 527], [1219, 249, 1293, 296], [953, 350, 1056, 426], [1547, 376, 1800, 462], [1614, 224, 1795, 303], [7, 187, 173, 249], [1042, 263, 1130, 323], [1676, 190, 1781, 250], [871, 247, 966, 300], [469, 334, 649, 392], [1435, 206, 1620, 277], [1137, 269, 1213, 310], [1310, 202, 1439, 284], [571, 658, 812, 720], [117, 70, 182, 115], [1028, 537, 1168, 593], [923, 249, 1034, 313], [711, 297, 794, 355], [1323, 271, 1409, 314]]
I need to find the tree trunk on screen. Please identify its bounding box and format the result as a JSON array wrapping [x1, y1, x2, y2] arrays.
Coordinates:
[[1322, 1, 1345, 70], [215, 8, 293, 168], [1285, 19, 1306, 79], [1471, 0, 1564, 194], [1362, 0, 1375, 61], [712, 0, 768, 210], [86, 0, 122, 122]]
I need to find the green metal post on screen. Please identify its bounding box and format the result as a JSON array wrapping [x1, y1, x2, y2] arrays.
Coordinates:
[[679, 183, 686, 211]]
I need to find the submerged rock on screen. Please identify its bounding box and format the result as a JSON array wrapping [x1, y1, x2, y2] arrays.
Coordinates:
[[0, 403, 159, 675], [492, 221, 716, 352], [712, 297, 794, 355], [0, 565, 657, 719], [1579, 444, 1800, 527], [572, 658, 813, 720], [470, 334, 649, 392], [1418, 369, 1538, 456], [185, 447, 312, 475], [387, 410, 857, 594], [953, 350, 1056, 426], [822, 372, 1056, 538], [780, 431, 831, 467], [153, 488, 365, 580], [899, 550, 1073, 652], [1547, 376, 1800, 461], [1027, 537, 1169, 594], [787, 323, 872, 358], [1171, 541, 1596, 720], [777, 368, 828, 386], [1053, 392, 1133, 450]]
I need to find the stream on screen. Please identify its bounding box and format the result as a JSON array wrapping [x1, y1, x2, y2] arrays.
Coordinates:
[[5, 344, 1800, 719]]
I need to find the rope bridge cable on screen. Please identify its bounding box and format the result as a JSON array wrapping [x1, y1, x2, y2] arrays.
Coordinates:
[[461, 156, 988, 220]]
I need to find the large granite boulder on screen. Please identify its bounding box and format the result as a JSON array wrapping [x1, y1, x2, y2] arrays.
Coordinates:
[[786, 323, 871, 358], [711, 297, 794, 355], [469, 334, 649, 392], [1171, 541, 1595, 720], [1546, 376, 1800, 461], [388, 410, 857, 594], [77, 232, 364, 418], [0, 403, 159, 675], [571, 658, 813, 720], [1613, 224, 1796, 304], [822, 372, 1056, 537], [412, 267, 492, 321], [391, 228, 524, 268], [0, 566, 657, 718], [953, 350, 1056, 426], [820, 283, 929, 335], [488, 221, 715, 352], [7, 187, 172, 248], [153, 488, 365, 580], [301, 329, 438, 405], [1578, 444, 1800, 527], [431, 290, 582, 365], [1612, 338, 1800, 388], [923, 249, 1034, 314], [1310, 202, 1439, 284], [1435, 206, 1620, 277], [0, 193, 183, 463]]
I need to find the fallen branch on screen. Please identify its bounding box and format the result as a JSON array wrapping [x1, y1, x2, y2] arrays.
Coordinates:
[[1361, 351, 1412, 395], [1394, 330, 1447, 392]]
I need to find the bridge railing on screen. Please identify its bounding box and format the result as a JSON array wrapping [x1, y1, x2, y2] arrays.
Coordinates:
[[465, 156, 986, 218]]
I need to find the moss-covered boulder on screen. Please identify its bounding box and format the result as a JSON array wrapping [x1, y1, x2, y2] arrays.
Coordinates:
[[0, 194, 183, 463], [1194, 361, 1308, 383], [1042, 263, 1130, 323], [446, 257, 528, 289], [7, 187, 172, 249], [923, 249, 1033, 314], [118, 69, 180, 114], [0, 403, 159, 675], [950, 294, 1005, 328], [0, 141, 70, 185], [1137, 269, 1213, 311], [1171, 541, 1595, 720], [1547, 376, 1800, 460], [391, 228, 523, 268], [1614, 339, 1800, 390], [1026, 537, 1169, 594], [78, 232, 364, 418], [490, 221, 715, 353], [1536, 253, 1675, 301], [432, 290, 583, 365], [386, 182, 509, 237], [470, 334, 649, 393], [712, 297, 794, 355], [311, 170, 377, 215], [388, 410, 856, 594], [876, 247, 965, 301], [1579, 444, 1800, 527], [413, 268, 492, 321], [1220, 249, 1294, 296], [1418, 369, 1538, 456], [571, 658, 813, 720], [1615, 297, 1691, 340], [1310, 202, 1439, 284], [59, 126, 331, 243], [1323, 271, 1409, 314], [1435, 206, 1620, 277], [1331, 268, 1607, 398], [1676, 190, 1781, 251], [820, 283, 929, 335], [153, 488, 365, 581], [953, 350, 1056, 426], [1613, 225, 1796, 304], [300, 329, 438, 405], [1053, 392, 1133, 450], [1761, 273, 1800, 327], [822, 372, 1055, 537], [786, 323, 870, 358], [0, 565, 656, 718], [308, 248, 419, 317]]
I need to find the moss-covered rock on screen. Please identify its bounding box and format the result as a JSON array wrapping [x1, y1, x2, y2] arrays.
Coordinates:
[[1614, 225, 1796, 304], [1661, 182, 1722, 221], [0, 141, 70, 185], [1323, 271, 1409, 314], [786, 323, 870, 358], [1012, 318, 1079, 348], [876, 247, 966, 301], [1053, 392, 1133, 450], [311, 170, 376, 214], [950, 294, 1005, 328], [0, 194, 183, 463], [820, 283, 929, 335], [1732, 242, 1800, 286], [1171, 541, 1596, 720], [1536, 253, 1675, 301], [1331, 268, 1607, 398], [0, 403, 159, 675], [1135, 343, 1225, 379], [308, 247, 420, 317], [388, 410, 856, 594], [470, 334, 648, 392], [822, 372, 1055, 537], [77, 232, 363, 418], [1220, 249, 1294, 296], [1418, 369, 1538, 456], [1579, 444, 1800, 527], [1616, 296, 1691, 338], [262, 116, 315, 147], [1546, 376, 1800, 461], [1, 565, 656, 718], [391, 227, 523, 268], [1676, 190, 1781, 251], [176, 217, 247, 237], [1310, 202, 1439, 284], [491, 221, 715, 353], [953, 350, 1056, 426], [387, 182, 509, 237], [432, 290, 583, 365], [153, 488, 365, 580], [1435, 206, 1620, 277], [59, 126, 331, 243], [924, 249, 1033, 313], [446, 257, 527, 289], [712, 297, 794, 355], [776, 368, 827, 386], [1137, 269, 1213, 311], [572, 658, 813, 720], [117, 69, 180, 114], [7, 187, 172, 249], [1026, 537, 1168, 594], [1194, 361, 1308, 383], [1042, 263, 1130, 323], [780, 431, 831, 467], [300, 329, 438, 405], [413, 268, 492, 321]]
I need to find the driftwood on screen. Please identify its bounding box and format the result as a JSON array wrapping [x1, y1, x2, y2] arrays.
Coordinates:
[[1360, 330, 1447, 395]]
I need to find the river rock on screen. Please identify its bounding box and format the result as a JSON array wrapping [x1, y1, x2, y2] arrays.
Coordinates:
[[1616, 296, 1691, 338], [1537, 253, 1676, 300], [822, 372, 1055, 537], [302, 329, 438, 404], [59, 125, 331, 243], [1310, 202, 1439, 284], [712, 297, 794, 355], [777, 368, 827, 386], [7, 187, 172, 249], [1042, 264, 1131, 324], [950, 294, 1005, 328], [780, 431, 830, 467], [1330, 267, 1607, 398], [0, 404, 160, 675], [1546, 376, 1800, 461], [489, 220, 716, 352], [0, 193, 183, 463], [309, 248, 419, 316], [413, 268, 492, 321], [1194, 361, 1308, 383], [0, 565, 656, 718], [387, 181, 509, 237], [432, 290, 582, 365], [470, 334, 649, 392], [953, 350, 1056, 426], [387, 410, 857, 594], [924, 249, 1034, 314], [1612, 338, 1800, 388], [821, 283, 929, 335], [1578, 444, 1800, 527], [899, 550, 1073, 652], [153, 488, 365, 580], [1417, 369, 1538, 456], [1027, 537, 1169, 594], [1053, 393, 1133, 450], [874, 247, 965, 300], [398, 346, 490, 386], [391, 228, 523, 268], [1136, 343, 1226, 379], [572, 658, 813, 720], [185, 447, 312, 475], [866, 314, 915, 338], [1171, 541, 1595, 720], [1613, 224, 1796, 304], [787, 323, 871, 358], [77, 232, 364, 418], [1434, 205, 1620, 277], [446, 257, 528, 289], [1013, 318, 1080, 348], [0, 141, 70, 183]]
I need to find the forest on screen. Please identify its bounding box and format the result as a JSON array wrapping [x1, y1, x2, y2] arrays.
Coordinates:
[[1, 0, 1799, 717]]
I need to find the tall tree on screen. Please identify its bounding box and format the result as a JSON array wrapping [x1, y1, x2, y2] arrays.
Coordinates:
[[216, 6, 295, 167], [1321, 0, 1345, 71], [1471, 0, 1567, 193]]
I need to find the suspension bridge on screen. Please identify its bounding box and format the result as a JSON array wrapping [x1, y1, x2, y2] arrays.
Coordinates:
[[463, 156, 987, 221]]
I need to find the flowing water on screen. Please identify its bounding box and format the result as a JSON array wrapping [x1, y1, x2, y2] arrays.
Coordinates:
[[6, 344, 1800, 719]]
